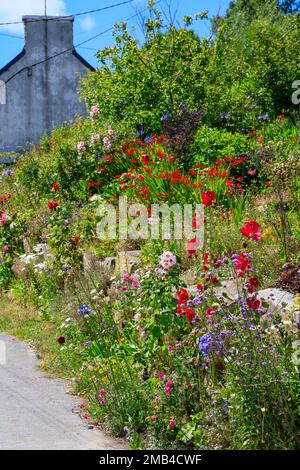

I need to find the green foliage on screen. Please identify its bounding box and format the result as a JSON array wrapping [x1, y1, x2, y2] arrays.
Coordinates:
[[205, 1, 300, 129], [81, 4, 209, 134], [191, 125, 251, 165]]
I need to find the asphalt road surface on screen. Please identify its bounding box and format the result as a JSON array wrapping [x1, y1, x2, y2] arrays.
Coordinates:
[[0, 332, 126, 450]]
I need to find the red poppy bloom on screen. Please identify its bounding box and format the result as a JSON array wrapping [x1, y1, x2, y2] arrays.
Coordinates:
[[201, 191, 217, 208], [177, 289, 189, 304], [48, 201, 58, 211], [241, 221, 262, 241], [246, 297, 261, 310], [52, 183, 59, 191], [246, 277, 260, 293], [183, 308, 196, 322]]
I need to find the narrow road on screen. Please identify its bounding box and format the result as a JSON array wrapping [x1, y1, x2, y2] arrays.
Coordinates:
[[0, 333, 126, 450]]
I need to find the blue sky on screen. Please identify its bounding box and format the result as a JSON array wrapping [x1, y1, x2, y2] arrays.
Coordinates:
[[0, 0, 230, 69]]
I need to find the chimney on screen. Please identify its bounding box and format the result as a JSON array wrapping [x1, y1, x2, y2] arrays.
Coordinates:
[[23, 16, 74, 58]]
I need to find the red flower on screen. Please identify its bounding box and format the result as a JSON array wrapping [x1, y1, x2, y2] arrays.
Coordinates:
[[142, 153, 151, 165], [205, 308, 215, 318], [246, 277, 260, 293], [177, 305, 183, 315], [87, 182, 101, 188], [52, 183, 59, 191], [187, 238, 201, 257], [48, 201, 58, 211], [246, 297, 261, 310], [265, 181, 271, 187], [201, 191, 216, 208], [177, 289, 189, 304], [71, 236, 80, 246], [183, 308, 196, 322], [241, 221, 262, 241]]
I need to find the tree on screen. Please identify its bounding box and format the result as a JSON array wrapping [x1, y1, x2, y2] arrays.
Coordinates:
[[81, 3, 209, 134], [204, 0, 300, 129]]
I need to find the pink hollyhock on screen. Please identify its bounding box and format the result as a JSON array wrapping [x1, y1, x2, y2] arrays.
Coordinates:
[[0, 212, 8, 226], [77, 141, 86, 153], [187, 238, 201, 257]]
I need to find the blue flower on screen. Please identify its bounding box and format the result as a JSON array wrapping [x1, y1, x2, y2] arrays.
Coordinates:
[[77, 303, 95, 319], [199, 332, 214, 356]]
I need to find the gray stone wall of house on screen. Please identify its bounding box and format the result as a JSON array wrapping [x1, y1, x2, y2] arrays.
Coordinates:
[[0, 16, 94, 151]]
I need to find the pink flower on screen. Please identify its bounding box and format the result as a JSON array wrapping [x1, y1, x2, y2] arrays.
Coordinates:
[[82, 413, 89, 421], [169, 419, 176, 428], [92, 134, 101, 144], [122, 273, 132, 283], [159, 251, 177, 270], [77, 141, 86, 153], [151, 415, 157, 423], [0, 212, 8, 225], [167, 345, 174, 351], [103, 136, 112, 151], [107, 125, 116, 137], [90, 105, 100, 120]]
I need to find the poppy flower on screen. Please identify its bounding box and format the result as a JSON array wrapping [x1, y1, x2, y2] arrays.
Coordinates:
[[177, 289, 189, 304], [241, 221, 262, 241], [52, 183, 59, 191], [246, 297, 261, 310], [246, 277, 260, 293], [48, 201, 58, 211], [201, 191, 217, 208], [183, 308, 196, 322]]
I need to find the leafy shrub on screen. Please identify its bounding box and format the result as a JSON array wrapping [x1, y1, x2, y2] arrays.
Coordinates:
[[191, 125, 251, 165]]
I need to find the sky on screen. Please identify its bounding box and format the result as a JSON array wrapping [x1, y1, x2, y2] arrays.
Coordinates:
[[0, 0, 230, 70]]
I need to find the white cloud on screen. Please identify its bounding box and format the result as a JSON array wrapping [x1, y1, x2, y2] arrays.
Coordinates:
[[79, 16, 96, 32], [0, 0, 66, 33]]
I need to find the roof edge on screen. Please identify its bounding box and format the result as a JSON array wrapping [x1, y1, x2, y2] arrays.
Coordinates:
[[72, 49, 95, 72], [0, 49, 26, 76]]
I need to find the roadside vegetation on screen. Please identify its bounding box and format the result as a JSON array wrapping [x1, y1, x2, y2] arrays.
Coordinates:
[[0, 0, 300, 450]]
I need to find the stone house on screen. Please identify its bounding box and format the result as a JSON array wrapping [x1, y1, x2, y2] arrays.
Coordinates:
[[0, 16, 94, 151]]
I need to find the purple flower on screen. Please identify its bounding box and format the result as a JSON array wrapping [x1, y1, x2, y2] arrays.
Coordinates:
[[77, 303, 95, 319]]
